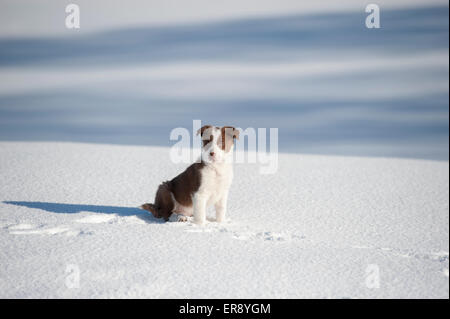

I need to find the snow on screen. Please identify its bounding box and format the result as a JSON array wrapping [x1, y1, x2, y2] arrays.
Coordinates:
[[0, 141, 448, 298], [1, 0, 446, 38], [1, 5, 448, 160]]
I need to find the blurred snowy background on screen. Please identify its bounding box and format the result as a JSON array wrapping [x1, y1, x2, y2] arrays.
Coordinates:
[[0, 0, 448, 159]]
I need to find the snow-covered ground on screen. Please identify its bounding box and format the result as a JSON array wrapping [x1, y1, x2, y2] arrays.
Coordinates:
[[0, 142, 448, 298]]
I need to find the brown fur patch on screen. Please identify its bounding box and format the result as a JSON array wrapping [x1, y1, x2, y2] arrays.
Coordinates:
[[141, 181, 174, 221], [170, 162, 205, 207], [141, 163, 204, 221], [218, 126, 239, 152], [197, 125, 212, 136]]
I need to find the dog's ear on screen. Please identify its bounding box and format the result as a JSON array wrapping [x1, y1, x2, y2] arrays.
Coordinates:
[[196, 125, 212, 137], [222, 126, 240, 140]]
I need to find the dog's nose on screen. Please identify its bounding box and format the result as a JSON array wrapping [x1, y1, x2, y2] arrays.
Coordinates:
[[210, 152, 215, 157]]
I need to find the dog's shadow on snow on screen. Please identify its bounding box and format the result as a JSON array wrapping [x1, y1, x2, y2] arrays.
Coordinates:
[[3, 201, 162, 224]]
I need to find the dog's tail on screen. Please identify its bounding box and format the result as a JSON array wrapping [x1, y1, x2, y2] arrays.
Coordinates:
[[140, 203, 158, 217]]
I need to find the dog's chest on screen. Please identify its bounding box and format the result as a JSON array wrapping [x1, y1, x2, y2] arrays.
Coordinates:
[[199, 164, 233, 201]]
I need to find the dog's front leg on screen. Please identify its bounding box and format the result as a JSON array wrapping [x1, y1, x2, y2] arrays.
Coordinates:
[[215, 192, 228, 223], [193, 193, 207, 225]]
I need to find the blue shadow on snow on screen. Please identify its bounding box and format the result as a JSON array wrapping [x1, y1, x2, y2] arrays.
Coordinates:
[[3, 201, 161, 224]]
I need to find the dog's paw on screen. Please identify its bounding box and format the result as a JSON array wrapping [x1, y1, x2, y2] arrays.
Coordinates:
[[168, 214, 189, 222]]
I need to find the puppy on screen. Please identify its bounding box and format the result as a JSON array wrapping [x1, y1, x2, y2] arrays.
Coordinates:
[[141, 125, 239, 224]]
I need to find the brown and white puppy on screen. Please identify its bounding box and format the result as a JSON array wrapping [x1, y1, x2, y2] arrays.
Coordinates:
[[141, 125, 239, 224]]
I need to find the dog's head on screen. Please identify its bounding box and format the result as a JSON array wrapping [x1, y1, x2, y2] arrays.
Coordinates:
[[197, 125, 239, 164]]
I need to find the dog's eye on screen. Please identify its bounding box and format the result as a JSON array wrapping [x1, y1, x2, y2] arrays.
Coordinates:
[[202, 136, 213, 147]]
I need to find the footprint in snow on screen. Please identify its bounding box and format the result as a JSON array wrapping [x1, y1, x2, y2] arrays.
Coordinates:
[[7, 223, 36, 230], [7, 223, 89, 237], [352, 245, 449, 264], [74, 214, 116, 224], [178, 220, 306, 242], [255, 231, 306, 242], [75, 213, 148, 225]]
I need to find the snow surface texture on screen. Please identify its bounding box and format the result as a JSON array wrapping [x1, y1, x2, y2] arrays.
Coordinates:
[[0, 142, 448, 298]]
